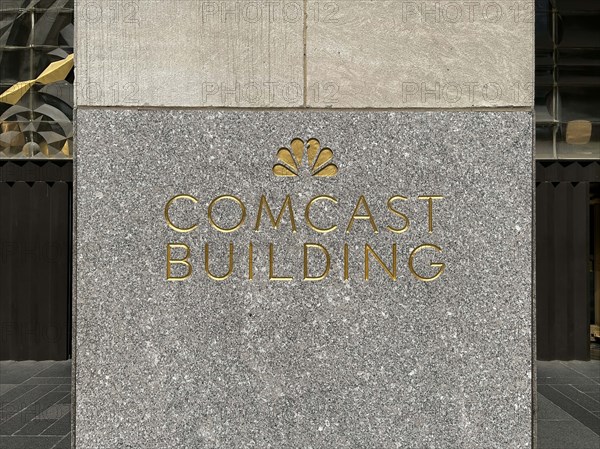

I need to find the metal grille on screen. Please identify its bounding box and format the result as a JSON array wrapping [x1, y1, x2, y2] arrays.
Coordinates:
[[0, 0, 74, 159]]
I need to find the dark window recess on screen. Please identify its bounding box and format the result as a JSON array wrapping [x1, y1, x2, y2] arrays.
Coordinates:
[[0, 160, 72, 360], [536, 161, 600, 360]]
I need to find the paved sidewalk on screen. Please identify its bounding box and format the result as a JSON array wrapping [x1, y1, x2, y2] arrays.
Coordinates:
[[537, 360, 600, 449], [0, 361, 71, 449], [1, 359, 599, 448]]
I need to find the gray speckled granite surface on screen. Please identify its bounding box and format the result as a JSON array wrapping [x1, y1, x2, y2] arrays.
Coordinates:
[[75, 109, 533, 448]]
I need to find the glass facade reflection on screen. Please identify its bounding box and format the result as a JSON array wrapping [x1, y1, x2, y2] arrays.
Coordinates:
[[535, 0, 600, 159], [0, 0, 74, 159]]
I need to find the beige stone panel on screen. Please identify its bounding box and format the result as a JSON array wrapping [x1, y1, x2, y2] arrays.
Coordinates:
[[76, 0, 304, 107], [306, 0, 534, 108]]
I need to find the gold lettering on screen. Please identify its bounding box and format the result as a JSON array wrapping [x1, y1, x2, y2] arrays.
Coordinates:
[[166, 243, 192, 281], [208, 195, 246, 233], [418, 195, 443, 233], [255, 195, 297, 232], [164, 194, 198, 233], [305, 195, 338, 234], [346, 195, 379, 234], [386, 195, 410, 234], [269, 243, 293, 281], [303, 243, 331, 281], [204, 242, 234, 281], [343, 243, 349, 281], [248, 242, 254, 281], [408, 244, 445, 282], [364, 243, 397, 281]]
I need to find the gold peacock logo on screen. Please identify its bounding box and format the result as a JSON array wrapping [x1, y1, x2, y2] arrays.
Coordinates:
[[273, 138, 338, 177]]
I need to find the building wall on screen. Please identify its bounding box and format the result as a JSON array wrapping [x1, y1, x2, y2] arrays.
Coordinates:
[[74, 1, 535, 447]]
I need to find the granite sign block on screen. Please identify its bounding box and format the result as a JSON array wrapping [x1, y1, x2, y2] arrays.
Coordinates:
[[75, 109, 533, 448]]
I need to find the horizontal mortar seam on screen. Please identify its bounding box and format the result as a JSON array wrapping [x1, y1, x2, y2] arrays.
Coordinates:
[[74, 106, 534, 113]]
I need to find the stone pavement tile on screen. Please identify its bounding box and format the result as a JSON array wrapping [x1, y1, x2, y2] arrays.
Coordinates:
[[537, 393, 575, 421], [55, 394, 70, 404], [538, 385, 600, 435], [0, 362, 55, 384], [575, 384, 600, 394], [23, 378, 70, 385], [537, 420, 600, 449], [41, 414, 70, 436], [585, 391, 600, 402], [0, 385, 55, 421], [538, 376, 599, 386], [0, 435, 62, 449], [538, 361, 588, 378], [0, 391, 68, 435], [0, 385, 17, 395], [35, 404, 70, 421], [0, 384, 36, 405], [33, 363, 71, 379], [561, 361, 600, 380], [52, 433, 71, 449], [14, 419, 54, 436], [552, 384, 600, 412]]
